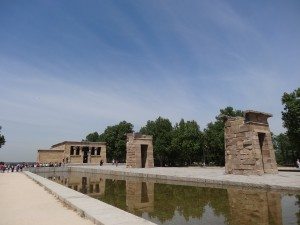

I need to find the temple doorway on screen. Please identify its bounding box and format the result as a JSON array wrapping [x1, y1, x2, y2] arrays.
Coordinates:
[[82, 146, 89, 163], [258, 133, 266, 172], [141, 144, 148, 168]]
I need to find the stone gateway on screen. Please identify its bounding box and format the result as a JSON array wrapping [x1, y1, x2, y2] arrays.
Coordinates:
[[224, 110, 278, 175], [126, 133, 154, 168], [37, 141, 106, 165]]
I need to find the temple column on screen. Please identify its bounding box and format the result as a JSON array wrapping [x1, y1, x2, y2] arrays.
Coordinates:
[[88, 147, 92, 163]]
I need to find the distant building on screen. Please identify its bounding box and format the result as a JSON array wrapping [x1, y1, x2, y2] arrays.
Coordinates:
[[37, 141, 106, 164]]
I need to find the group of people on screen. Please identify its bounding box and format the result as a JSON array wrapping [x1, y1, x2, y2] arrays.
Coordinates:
[[34, 162, 63, 167], [0, 163, 28, 172]]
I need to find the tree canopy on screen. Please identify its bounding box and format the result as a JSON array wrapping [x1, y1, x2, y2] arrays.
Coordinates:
[[140, 117, 204, 166], [203, 107, 243, 166], [171, 119, 203, 166], [85, 106, 243, 166], [85, 132, 100, 142], [140, 117, 173, 166], [0, 126, 5, 149], [273, 133, 293, 165], [85, 121, 133, 162], [281, 87, 300, 160]]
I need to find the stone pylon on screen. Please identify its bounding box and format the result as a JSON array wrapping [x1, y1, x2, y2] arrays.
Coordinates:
[[126, 133, 154, 168], [224, 110, 278, 175]]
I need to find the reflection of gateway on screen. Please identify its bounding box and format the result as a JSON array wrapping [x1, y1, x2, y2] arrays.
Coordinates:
[[126, 181, 154, 213], [227, 188, 282, 225], [37, 141, 107, 165]]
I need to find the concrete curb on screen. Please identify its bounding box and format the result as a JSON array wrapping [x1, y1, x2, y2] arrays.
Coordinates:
[[24, 171, 157, 225]]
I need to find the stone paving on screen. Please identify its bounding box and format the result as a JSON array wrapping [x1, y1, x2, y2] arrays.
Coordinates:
[[70, 164, 300, 191], [0, 172, 94, 225]]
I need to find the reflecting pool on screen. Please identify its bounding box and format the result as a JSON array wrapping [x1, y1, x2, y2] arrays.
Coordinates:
[[37, 171, 300, 225]]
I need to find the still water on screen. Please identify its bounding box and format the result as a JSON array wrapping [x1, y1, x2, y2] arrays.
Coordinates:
[[37, 171, 300, 225]]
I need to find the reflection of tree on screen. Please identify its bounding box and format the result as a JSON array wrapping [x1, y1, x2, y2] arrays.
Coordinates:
[[98, 179, 127, 211], [149, 183, 176, 222], [176, 185, 208, 221], [208, 188, 230, 223], [148, 183, 230, 224], [44, 173, 230, 224]]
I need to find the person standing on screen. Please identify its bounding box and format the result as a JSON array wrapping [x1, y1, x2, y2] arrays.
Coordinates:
[[297, 159, 300, 169]]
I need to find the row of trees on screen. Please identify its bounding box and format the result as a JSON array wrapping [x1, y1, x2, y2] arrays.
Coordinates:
[[85, 106, 242, 166], [139, 107, 242, 166], [85, 87, 299, 167]]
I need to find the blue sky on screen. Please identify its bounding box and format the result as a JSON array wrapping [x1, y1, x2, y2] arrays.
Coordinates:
[[0, 0, 299, 161]]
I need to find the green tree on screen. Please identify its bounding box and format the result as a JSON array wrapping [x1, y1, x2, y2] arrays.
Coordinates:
[[85, 132, 100, 142], [140, 117, 173, 166], [171, 119, 203, 166], [281, 87, 300, 160], [219, 107, 243, 118], [85, 121, 133, 162], [0, 126, 5, 148], [102, 121, 133, 162], [273, 133, 293, 165], [203, 120, 224, 166], [203, 107, 243, 166]]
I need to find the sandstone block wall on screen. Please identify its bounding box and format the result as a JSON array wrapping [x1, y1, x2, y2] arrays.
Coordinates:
[[37, 150, 64, 163], [126, 133, 154, 168], [225, 110, 278, 175]]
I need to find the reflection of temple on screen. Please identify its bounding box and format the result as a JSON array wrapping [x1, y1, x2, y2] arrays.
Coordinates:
[[45, 172, 287, 225], [48, 173, 105, 196], [126, 181, 154, 214], [227, 188, 282, 225]]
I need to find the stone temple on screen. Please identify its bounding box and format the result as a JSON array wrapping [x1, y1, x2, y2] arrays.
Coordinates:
[[37, 141, 106, 165], [224, 110, 278, 175], [126, 133, 154, 168]]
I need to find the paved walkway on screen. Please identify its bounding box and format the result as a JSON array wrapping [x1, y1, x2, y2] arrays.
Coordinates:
[[71, 165, 300, 191], [0, 172, 94, 225], [24, 171, 156, 225]]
